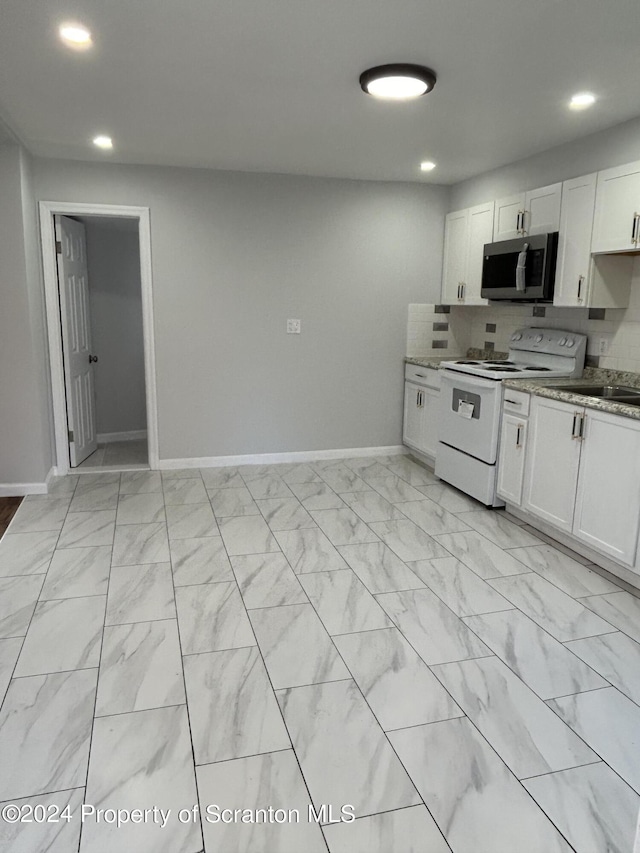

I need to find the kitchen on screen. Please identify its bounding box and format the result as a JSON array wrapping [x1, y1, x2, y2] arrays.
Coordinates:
[[404, 152, 640, 590], [2, 2, 640, 852]]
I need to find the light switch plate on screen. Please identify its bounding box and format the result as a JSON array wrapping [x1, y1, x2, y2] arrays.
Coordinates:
[[287, 319, 301, 334]]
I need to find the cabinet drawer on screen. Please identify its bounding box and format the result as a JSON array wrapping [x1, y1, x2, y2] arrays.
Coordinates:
[[404, 364, 441, 389], [502, 390, 530, 417]]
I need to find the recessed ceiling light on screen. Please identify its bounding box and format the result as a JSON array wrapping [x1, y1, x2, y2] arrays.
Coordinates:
[[420, 161, 437, 172], [59, 22, 93, 50], [93, 135, 113, 150], [569, 92, 596, 110], [360, 64, 437, 100]]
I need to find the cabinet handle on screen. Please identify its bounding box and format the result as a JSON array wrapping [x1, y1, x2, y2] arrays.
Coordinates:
[[578, 413, 586, 441], [516, 425, 523, 448], [577, 275, 583, 300], [461, 283, 465, 300], [520, 210, 527, 235], [414, 373, 426, 378], [571, 412, 579, 439], [504, 398, 519, 405], [632, 213, 638, 244]]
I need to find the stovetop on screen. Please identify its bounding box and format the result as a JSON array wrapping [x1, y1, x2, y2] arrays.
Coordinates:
[[441, 327, 587, 381], [440, 359, 575, 380]]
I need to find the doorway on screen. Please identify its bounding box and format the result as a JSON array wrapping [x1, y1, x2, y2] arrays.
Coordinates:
[[40, 202, 159, 476]]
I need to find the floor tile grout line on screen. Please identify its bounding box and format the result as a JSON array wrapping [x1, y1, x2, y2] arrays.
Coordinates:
[[0, 494, 74, 716], [307, 573, 452, 852], [216, 527, 333, 853], [458, 611, 618, 703], [498, 543, 628, 601], [155, 492, 206, 848], [533, 675, 640, 797], [76, 479, 119, 853], [0, 785, 86, 807], [518, 758, 606, 782], [94, 701, 187, 721], [11, 665, 100, 681]]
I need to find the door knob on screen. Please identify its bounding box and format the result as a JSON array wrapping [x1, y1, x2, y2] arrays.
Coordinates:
[[89, 354, 99, 363]]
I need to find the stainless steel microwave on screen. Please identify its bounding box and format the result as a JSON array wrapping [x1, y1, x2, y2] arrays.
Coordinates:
[[480, 232, 558, 301]]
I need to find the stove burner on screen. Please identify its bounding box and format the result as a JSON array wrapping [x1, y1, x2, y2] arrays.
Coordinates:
[[524, 366, 551, 371], [482, 366, 520, 372], [455, 360, 481, 365], [485, 360, 515, 365]]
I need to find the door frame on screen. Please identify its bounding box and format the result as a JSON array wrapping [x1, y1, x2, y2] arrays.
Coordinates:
[[40, 201, 159, 474]]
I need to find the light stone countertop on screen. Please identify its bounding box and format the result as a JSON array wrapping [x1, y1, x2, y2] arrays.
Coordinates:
[[404, 356, 452, 370], [503, 368, 640, 422]]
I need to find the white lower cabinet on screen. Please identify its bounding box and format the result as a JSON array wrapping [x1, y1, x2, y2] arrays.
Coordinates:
[[523, 397, 582, 532], [403, 366, 440, 460], [497, 414, 527, 505], [521, 396, 640, 568], [572, 408, 640, 566]]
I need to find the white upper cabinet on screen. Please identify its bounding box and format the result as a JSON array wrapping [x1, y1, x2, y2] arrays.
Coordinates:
[[592, 160, 640, 253], [493, 194, 524, 241], [554, 173, 597, 307], [524, 183, 562, 236], [493, 183, 562, 241], [555, 173, 632, 309], [465, 202, 493, 305], [441, 202, 492, 305], [441, 208, 469, 304]]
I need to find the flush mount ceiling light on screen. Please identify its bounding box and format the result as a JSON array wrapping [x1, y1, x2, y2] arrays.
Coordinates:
[[360, 64, 437, 100], [93, 135, 113, 150], [59, 22, 93, 50], [569, 92, 596, 110], [420, 161, 437, 172]]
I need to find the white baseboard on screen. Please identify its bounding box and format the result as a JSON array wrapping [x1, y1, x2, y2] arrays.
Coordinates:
[[97, 430, 148, 444], [0, 481, 49, 497], [158, 445, 407, 470]]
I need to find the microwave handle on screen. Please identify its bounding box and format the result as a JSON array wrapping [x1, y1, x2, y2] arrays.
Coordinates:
[[515, 243, 529, 292]]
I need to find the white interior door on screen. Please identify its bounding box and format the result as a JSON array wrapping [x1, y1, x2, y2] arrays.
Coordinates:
[[55, 215, 98, 466]]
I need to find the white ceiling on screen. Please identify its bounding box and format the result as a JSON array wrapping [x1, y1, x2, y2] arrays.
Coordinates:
[[1, 0, 640, 184]]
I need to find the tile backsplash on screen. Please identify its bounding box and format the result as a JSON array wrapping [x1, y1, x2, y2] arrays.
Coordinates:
[[408, 258, 640, 372]]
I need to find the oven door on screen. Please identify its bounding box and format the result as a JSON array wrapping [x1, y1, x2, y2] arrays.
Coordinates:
[[438, 370, 503, 464]]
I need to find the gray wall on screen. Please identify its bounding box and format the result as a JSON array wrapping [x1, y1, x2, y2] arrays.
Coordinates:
[[0, 144, 52, 485], [83, 220, 146, 436], [33, 160, 448, 459], [450, 114, 640, 210]]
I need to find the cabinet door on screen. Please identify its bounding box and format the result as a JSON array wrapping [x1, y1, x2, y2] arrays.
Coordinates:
[[524, 183, 562, 236], [522, 397, 582, 532], [592, 161, 640, 253], [497, 414, 527, 505], [573, 409, 640, 567], [441, 209, 469, 304], [419, 387, 440, 459], [493, 194, 524, 241], [464, 201, 493, 305], [554, 174, 597, 307], [403, 383, 423, 449]]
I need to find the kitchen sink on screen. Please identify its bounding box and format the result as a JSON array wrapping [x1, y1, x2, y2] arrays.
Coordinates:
[[549, 384, 640, 406]]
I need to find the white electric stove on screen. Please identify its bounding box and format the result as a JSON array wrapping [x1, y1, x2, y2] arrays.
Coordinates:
[[435, 328, 587, 507]]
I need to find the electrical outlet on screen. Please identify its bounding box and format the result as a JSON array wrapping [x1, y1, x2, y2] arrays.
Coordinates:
[[598, 335, 611, 355], [287, 319, 301, 334]]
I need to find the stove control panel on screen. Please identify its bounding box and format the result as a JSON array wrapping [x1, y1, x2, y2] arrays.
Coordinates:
[[509, 327, 586, 357]]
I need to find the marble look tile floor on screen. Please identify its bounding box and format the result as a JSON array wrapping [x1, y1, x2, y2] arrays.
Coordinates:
[[0, 455, 639, 852]]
